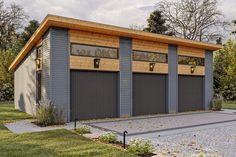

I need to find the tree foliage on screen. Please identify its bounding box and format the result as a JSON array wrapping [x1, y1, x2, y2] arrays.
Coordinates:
[[157, 0, 229, 42], [0, 49, 15, 101], [13, 20, 39, 53], [0, 0, 27, 52], [143, 10, 174, 35], [214, 39, 236, 101], [0, 1, 39, 102]]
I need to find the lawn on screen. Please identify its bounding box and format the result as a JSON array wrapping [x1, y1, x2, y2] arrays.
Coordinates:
[[0, 103, 136, 157], [222, 102, 236, 110]]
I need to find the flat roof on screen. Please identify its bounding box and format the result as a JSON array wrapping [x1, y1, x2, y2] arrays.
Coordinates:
[[9, 14, 222, 71]]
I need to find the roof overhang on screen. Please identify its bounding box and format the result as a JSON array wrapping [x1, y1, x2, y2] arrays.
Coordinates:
[[9, 14, 222, 71]]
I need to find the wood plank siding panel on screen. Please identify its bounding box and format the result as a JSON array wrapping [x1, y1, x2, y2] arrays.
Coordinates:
[[178, 46, 205, 58], [133, 61, 168, 74], [132, 39, 168, 53], [70, 56, 119, 71], [69, 30, 119, 48], [178, 65, 205, 76]]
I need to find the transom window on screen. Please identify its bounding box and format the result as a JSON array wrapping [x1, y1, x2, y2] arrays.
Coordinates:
[[71, 44, 118, 59], [178, 55, 204, 66], [133, 50, 167, 63], [37, 46, 42, 58]]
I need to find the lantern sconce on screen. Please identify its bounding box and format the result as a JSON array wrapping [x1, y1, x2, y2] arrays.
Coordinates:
[[190, 64, 196, 74], [35, 58, 42, 71], [149, 63, 155, 71], [94, 58, 101, 68]]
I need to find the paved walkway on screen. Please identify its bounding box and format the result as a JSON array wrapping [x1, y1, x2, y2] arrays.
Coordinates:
[[4, 120, 104, 134]]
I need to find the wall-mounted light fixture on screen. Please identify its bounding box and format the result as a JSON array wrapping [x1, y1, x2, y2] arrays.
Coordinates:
[[149, 63, 155, 71], [35, 58, 42, 71], [94, 58, 100, 68], [190, 64, 196, 74]]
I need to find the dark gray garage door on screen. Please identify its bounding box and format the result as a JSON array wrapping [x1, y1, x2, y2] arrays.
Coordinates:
[[70, 70, 118, 121], [178, 75, 204, 112], [133, 73, 167, 116]]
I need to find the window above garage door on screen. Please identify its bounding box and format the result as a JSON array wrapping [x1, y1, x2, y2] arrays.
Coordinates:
[[133, 50, 167, 63], [178, 55, 205, 66], [71, 44, 118, 59]]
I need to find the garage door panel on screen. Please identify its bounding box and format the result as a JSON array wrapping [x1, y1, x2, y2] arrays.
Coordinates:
[[178, 75, 203, 112], [133, 73, 167, 116], [70, 71, 118, 120]]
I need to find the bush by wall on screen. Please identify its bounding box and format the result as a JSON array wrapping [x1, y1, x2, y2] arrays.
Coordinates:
[[211, 99, 222, 111], [36, 100, 65, 126]]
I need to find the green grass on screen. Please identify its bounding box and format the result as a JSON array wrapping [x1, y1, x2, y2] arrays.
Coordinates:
[[222, 102, 236, 110], [0, 103, 32, 123], [0, 103, 136, 157]]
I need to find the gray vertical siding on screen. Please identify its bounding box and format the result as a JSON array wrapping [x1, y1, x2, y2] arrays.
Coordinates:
[[204, 50, 213, 109], [119, 37, 132, 117], [41, 28, 70, 121], [167, 44, 178, 113], [42, 31, 51, 102], [14, 47, 37, 116], [50, 28, 70, 121]]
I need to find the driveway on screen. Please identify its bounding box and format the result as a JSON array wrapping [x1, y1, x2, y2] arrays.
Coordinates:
[[86, 111, 236, 156]]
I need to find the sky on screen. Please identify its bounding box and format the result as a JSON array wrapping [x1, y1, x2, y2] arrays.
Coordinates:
[[4, 0, 236, 35]]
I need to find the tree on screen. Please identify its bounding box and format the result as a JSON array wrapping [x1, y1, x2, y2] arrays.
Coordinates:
[[216, 37, 222, 45], [129, 24, 145, 31], [144, 10, 174, 35], [157, 0, 229, 41], [0, 49, 15, 101], [20, 20, 39, 46], [13, 20, 39, 53], [0, 0, 27, 52], [214, 39, 236, 101]]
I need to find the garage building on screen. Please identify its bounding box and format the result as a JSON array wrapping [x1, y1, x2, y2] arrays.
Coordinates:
[[9, 15, 222, 121]]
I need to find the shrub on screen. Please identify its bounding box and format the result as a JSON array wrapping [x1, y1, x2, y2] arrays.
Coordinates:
[[99, 132, 118, 143], [0, 83, 14, 102], [53, 108, 65, 125], [36, 102, 54, 126], [36, 100, 65, 126], [76, 126, 91, 134], [211, 99, 222, 111], [128, 138, 154, 156]]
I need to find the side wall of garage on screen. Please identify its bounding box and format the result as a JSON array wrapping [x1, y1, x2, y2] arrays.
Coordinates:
[[14, 47, 37, 116]]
